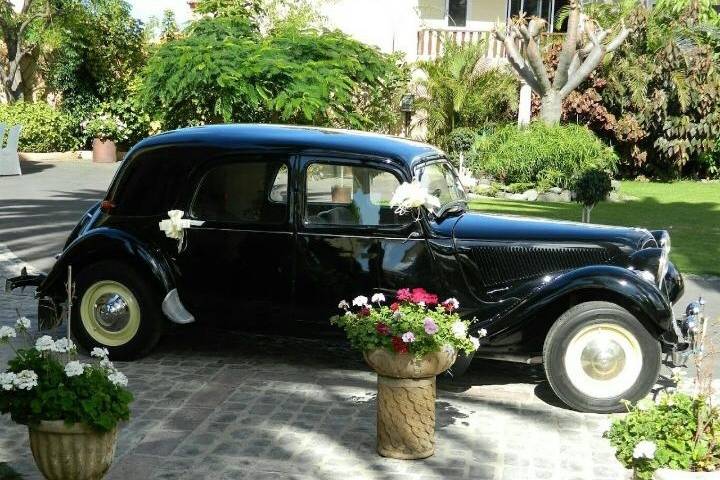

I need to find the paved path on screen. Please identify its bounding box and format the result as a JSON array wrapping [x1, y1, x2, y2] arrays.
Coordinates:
[[0, 159, 718, 479]]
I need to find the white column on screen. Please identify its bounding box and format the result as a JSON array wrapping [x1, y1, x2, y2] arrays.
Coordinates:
[[517, 81, 532, 127]]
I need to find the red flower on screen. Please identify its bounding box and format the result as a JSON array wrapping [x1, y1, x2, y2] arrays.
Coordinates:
[[391, 336, 409, 354], [396, 288, 412, 301], [376, 323, 391, 336], [358, 306, 371, 317], [410, 288, 438, 306], [389, 302, 399, 311]]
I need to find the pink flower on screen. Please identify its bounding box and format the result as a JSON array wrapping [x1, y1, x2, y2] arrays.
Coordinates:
[[442, 297, 460, 312], [389, 302, 400, 311], [396, 288, 412, 301], [423, 317, 438, 335], [401, 331, 416, 343], [410, 288, 438, 306]]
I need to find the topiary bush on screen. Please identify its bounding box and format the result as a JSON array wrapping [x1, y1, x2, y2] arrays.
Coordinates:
[[574, 168, 613, 222], [444, 127, 478, 169], [0, 102, 81, 152], [471, 122, 618, 190]]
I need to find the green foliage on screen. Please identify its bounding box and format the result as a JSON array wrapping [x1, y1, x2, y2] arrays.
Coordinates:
[[331, 289, 479, 357], [0, 102, 80, 152], [574, 169, 613, 207], [139, 15, 408, 131], [81, 112, 128, 143], [0, 331, 132, 432], [160, 9, 180, 42], [416, 42, 518, 144], [606, 393, 720, 479], [471, 123, 618, 189]]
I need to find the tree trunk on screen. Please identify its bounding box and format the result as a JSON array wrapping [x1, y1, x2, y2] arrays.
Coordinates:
[[540, 90, 563, 125], [5, 60, 25, 102], [582, 205, 593, 223]]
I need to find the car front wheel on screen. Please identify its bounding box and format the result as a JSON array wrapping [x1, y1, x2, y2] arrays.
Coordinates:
[[543, 301, 661, 413], [71, 261, 163, 360]]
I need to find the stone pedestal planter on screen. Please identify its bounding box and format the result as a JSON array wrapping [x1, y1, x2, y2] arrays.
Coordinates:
[[363, 348, 456, 459], [92, 139, 117, 163], [29, 421, 118, 480]]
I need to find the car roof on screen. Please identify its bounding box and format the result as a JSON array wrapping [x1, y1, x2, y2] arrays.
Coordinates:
[[131, 124, 444, 167]]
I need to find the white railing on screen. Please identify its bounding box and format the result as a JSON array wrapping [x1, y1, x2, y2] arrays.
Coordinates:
[[416, 28, 507, 61]]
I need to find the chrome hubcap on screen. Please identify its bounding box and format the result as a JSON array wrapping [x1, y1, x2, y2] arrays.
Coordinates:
[[580, 338, 626, 380], [93, 293, 130, 332]]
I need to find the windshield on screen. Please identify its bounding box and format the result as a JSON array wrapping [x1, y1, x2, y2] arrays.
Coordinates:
[[414, 160, 466, 211]]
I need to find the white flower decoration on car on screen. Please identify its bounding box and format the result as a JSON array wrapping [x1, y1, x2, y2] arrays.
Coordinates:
[[108, 371, 128, 387], [352, 296, 368, 307], [389, 181, 441, 215], [64, 361, 86, 378], [34, 335, 54, 352], [14, 370, 38, 390], [371, 293, 385, 304], [159, 210, 204, 252], [633, 440, 656, 460], [0, 326, 16, 341]]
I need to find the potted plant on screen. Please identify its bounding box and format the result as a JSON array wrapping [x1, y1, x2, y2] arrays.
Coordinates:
[[0, 317, 132, 480], [605, 376, 720, 479], [82, 113, 128, 163], [333, 288, 483, 459]]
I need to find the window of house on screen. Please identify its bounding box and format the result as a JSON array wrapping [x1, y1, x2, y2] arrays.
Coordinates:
[[304, 162, 410, 227], [192, 160, 288, 224], [448, 0, 467, 27], [508, 0, 569, 32]]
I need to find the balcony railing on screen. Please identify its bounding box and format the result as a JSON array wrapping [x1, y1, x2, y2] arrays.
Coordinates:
[[416, 28, 506, 61]]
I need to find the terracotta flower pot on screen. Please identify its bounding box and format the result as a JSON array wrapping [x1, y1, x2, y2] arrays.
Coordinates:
[[363, 348, 457, 459], [29, 421, 118, 480], [92, 138, 117, 163]]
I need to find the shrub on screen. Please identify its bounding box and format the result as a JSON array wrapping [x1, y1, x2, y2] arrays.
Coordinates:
[[0, 102, 80, 152], [574, 169, 613, 222], [444, 127, 478, 168], [471, 122, 618, 190]]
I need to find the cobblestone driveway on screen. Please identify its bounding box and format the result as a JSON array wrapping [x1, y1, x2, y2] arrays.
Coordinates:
[[0, 255, 634, 480]]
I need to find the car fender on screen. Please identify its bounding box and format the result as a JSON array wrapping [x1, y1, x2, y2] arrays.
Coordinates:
[[480, 265, 673, 344], [38, 227, 176, 298]]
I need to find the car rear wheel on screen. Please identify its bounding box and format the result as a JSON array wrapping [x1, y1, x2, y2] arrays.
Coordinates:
[[71, 261, 163, 360], [543, 301, 661, 413]]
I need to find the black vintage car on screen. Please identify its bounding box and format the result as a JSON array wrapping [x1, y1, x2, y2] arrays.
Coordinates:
[[8, 124, 702, 413]]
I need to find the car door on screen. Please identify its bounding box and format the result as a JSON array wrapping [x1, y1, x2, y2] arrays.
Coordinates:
[[176, 153, 294, 329], [293, 155, 437, 330]]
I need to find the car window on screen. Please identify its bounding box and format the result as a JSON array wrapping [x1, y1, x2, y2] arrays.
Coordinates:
[[304, 162, 410, 226], [192, 161, 287, 224], [269, 164, 288, 203], [415, 161, 465, 207]]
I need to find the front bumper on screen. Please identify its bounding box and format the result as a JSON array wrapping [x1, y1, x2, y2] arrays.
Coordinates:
[[665, 297, 707, 367], [5, 267, 46, 293]]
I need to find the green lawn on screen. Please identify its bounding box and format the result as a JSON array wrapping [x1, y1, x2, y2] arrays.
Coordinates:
[[467, 181, 720, 277]]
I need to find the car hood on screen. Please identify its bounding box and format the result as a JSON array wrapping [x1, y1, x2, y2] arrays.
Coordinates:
[[452, 211, 653, 253]]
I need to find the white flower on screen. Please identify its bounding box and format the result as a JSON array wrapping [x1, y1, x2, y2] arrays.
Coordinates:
[[389, 181, 441, 215], [15, 317, 30, 331], [159, 210, 191, 240], [52, 337, 75, 353], [0, 372, 17, 391], [100, 358, 115, 371], [469, 336, 480, 350], [352, 296, 368, 307], [636, 398, 654, 411], [478, 328, 487, 338], [371, 293, 386, 304], [64, 361, 86, 378], [14, 370, 38, 390], [91, 347, 110, 359], [451, 321, 467, 339], [633, 440, 656, 460], [108, 371, 128, 387], [443, 298, 460, 310], [338, 300, 349, 310], [0, 326, 16, 340], [35, 335, 55, 351]]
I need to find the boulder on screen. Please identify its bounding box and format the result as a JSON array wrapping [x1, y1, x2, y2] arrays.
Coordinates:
[[611, 179, 621, 192], [507, 193, 526, 201], [560, 190, 573, 202], [549, 187, 563, 194], [523, 189, 538, 201]]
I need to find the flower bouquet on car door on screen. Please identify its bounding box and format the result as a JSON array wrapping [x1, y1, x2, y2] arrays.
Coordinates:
[[332, 288, 482, 459]]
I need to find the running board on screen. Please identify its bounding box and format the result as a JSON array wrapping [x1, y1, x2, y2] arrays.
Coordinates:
[[474, 353, 543, 364], [161, 289, 195, 324]]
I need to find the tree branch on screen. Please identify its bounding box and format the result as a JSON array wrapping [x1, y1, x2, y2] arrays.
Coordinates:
[[553, 0, 581, 90], [516, 20, 551, 94], [494, 27, 542, 93], [605, 23, 630, 53]]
